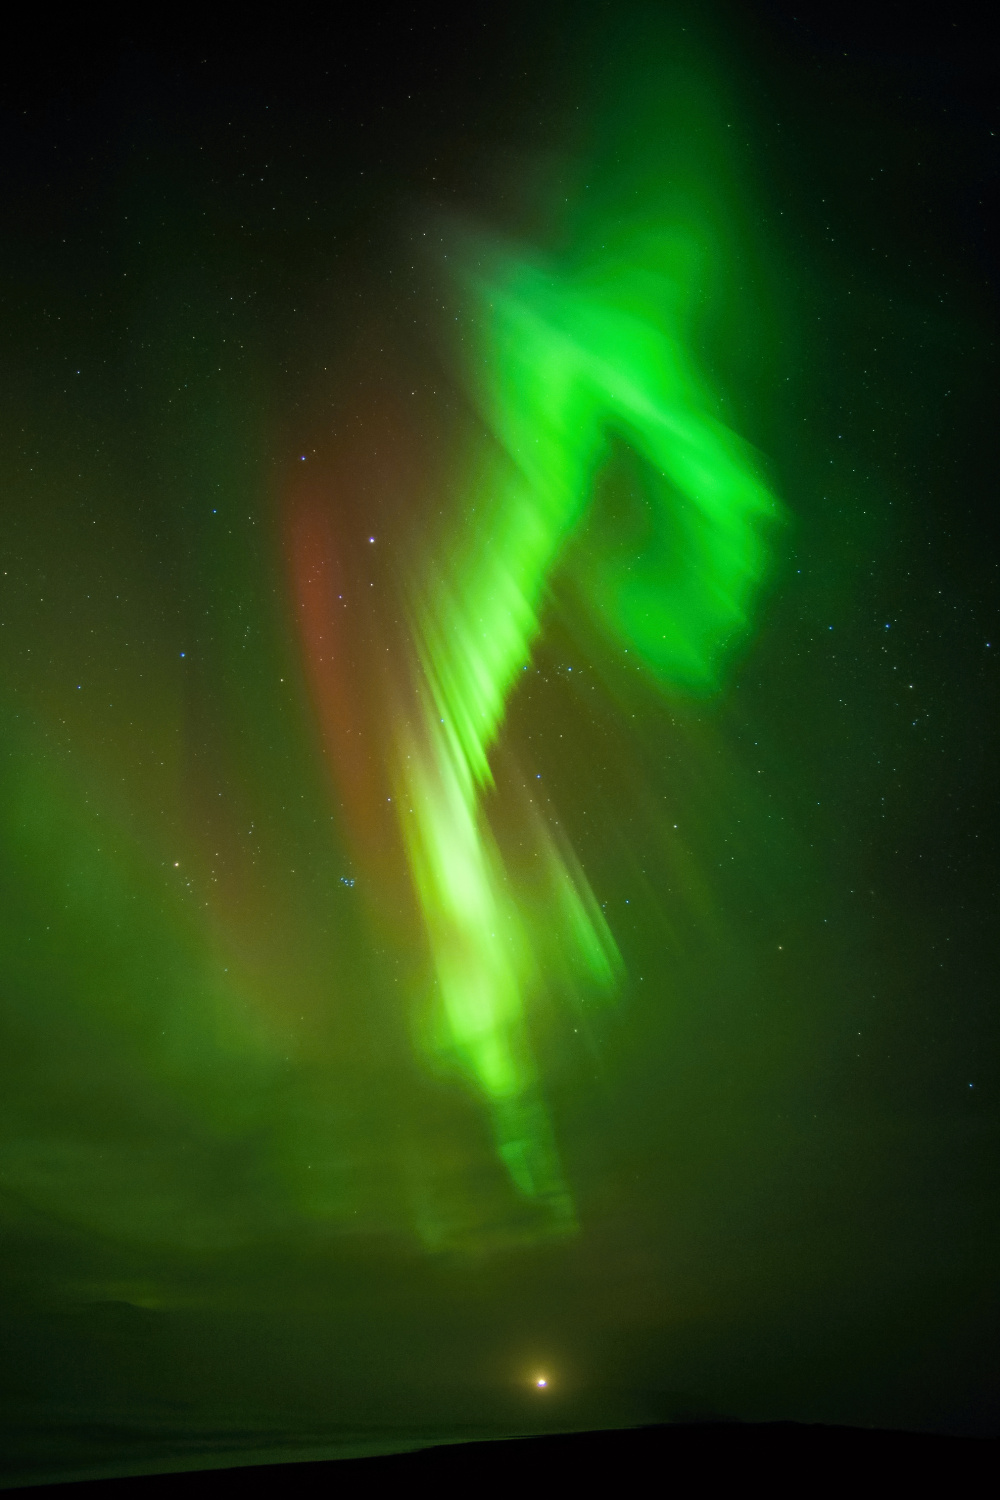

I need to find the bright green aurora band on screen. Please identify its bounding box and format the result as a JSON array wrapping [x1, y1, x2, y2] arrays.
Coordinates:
[[397, 139, 780, 1221]]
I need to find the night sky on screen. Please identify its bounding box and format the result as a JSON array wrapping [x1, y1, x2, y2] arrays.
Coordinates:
[[1, 2, 997, 1481]]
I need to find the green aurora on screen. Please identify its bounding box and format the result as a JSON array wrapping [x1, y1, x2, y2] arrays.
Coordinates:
[[0, 2, 997, 1478], [399, 147, 780, 1215]]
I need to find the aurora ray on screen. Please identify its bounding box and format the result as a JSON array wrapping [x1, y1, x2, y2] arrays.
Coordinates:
[[388, 210, 781, 1217]]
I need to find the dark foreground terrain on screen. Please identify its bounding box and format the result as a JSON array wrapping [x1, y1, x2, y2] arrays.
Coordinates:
[[9, 1422, 993, 1496]]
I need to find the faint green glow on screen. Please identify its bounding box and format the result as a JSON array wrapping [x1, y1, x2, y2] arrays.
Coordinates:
[[394, 88, 781, 1224]]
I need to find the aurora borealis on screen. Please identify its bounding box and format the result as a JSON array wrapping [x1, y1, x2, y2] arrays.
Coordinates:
[[1, 1, 998, 1480], [298, 70, 783, 1220]]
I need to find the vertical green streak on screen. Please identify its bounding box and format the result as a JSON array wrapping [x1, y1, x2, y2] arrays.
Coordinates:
[[395, 100, 781, 1228]]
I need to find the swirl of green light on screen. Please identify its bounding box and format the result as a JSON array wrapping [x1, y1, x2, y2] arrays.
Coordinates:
[[393, 212, 780, 1231]]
